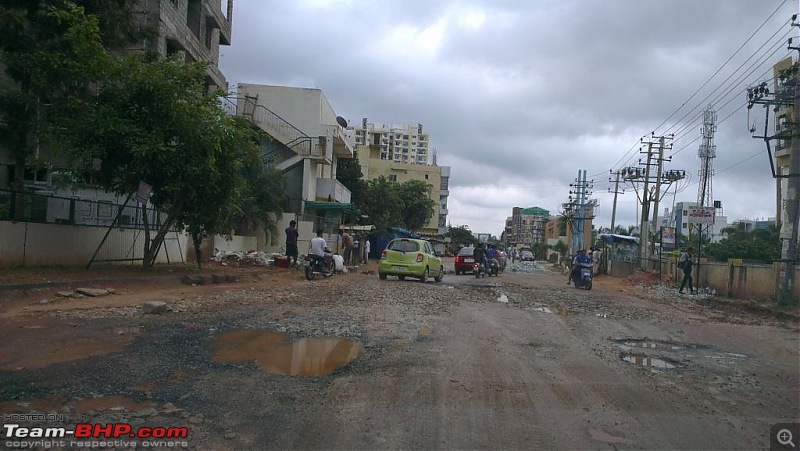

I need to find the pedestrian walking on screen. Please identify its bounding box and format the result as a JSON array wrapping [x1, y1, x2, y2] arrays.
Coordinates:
[[285, 220, 300, 267], [678, 248, 694, 294], [363, 238, 371, 264]]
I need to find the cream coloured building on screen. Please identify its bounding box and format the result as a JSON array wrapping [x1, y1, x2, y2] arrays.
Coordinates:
[[354, 137, 450, 237]]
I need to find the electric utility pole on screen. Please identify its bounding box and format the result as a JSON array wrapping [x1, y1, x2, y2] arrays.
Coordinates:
[[621, 135, 684, 271], [747, 15, 800, 304], [609, 169, 625, 234]]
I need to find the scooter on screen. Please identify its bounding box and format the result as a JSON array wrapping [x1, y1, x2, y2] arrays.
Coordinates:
[[303, 250, 335, 280], [572, 263, 593, 290], [487, 258, 500, 277]]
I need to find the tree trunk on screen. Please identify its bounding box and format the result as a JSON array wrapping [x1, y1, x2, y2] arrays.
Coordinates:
[[192, 232, 203, 269]]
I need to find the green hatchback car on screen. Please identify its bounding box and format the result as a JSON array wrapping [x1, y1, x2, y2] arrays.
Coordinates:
[[378, 238, 444, 282]]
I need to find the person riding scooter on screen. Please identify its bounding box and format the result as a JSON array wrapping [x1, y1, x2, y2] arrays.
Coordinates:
[[571, 249, 592, 285]]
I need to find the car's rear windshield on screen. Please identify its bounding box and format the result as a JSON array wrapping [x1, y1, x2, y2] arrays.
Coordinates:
[[388, 240, 420, 252], [458, 247, 474, 255]]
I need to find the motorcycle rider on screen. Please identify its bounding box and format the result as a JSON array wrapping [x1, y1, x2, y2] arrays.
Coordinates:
[[571, 249, 592, 285], [473, 242, 487, 273], [309, 229, 327, 267], [487, 244, 497, 272]]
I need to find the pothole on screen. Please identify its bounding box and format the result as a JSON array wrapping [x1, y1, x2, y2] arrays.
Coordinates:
[[211, 329, 362, 376]]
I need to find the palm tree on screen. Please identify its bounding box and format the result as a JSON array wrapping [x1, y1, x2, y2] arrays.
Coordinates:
[[235, 166, 287, 246]]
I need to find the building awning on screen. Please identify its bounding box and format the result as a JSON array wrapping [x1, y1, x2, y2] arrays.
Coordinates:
[[304, 201, 360, 215]]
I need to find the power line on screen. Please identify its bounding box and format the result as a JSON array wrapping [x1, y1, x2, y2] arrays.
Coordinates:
[[652, 0, 789, 135], [612, 6, 792, 172]]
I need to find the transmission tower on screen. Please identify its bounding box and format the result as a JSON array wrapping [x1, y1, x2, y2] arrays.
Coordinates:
[[697, 108, 716, 208]]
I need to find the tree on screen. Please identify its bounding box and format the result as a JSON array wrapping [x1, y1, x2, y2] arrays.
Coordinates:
[[551, 239, 569, 257], [64, 56, 260, 267], [446, 225, 478, 247], [705, 223, 780, 262], [397, 179, 436, 231], [531, 242, 549, 260], [336, 157, 365, 208], [360, 176, 401, 232], [0, 1, 112, 193], [558, 216, 567, 236]]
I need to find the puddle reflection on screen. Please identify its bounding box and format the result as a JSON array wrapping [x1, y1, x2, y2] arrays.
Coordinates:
[[211, 330, 361, 376], [620, 353, 676, 369]]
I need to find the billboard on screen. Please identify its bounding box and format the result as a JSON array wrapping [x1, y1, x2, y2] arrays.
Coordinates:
[[661, 227, 676, 250], [686, 206, 715, 224]]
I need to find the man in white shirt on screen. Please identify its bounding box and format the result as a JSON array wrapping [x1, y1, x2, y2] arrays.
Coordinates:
[[310, 229, 327, 257]]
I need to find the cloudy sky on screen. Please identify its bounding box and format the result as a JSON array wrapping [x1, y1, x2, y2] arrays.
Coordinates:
[[219, 0, 798, 237]]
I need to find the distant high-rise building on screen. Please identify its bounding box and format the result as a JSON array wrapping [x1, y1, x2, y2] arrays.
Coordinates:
[[353, 119, 429, 165]]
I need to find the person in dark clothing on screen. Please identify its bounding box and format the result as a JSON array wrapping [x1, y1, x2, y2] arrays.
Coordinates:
[[678, 248, 694, 294], [473, 243, 487, 272], [285, 220, 300, 267]]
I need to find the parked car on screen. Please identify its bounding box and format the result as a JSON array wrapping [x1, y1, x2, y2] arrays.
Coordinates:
[[378, 238, 444, 282], [454, 246, 476, 274], [520, 250, 535, 261]]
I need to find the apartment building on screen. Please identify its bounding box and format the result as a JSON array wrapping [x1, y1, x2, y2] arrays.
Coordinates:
[[353, 119, 430, 165], [133, 0, 233, 91], [503, 207, 550, 248], [354, 127, 450, 237]]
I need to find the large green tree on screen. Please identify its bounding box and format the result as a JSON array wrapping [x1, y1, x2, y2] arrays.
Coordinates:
[[360, 176, 402, 232], [397, 179, 436, 232], [64, 56, 267, 266]]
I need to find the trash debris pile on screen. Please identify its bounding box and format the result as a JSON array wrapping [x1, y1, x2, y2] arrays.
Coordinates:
[[210, 250, 277, 266], [509, 261, 548, 273]]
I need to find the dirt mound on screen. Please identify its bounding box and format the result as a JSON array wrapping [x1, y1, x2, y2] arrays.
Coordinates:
[[622, 270, 668, 287]]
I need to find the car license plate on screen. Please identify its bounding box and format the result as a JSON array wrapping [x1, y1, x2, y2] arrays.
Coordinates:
[[464, 258, 474, 263], [392, 265, 406, 271]]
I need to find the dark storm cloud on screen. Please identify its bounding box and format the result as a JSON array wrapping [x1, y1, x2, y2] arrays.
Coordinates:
[[220, 0, 796, 235]]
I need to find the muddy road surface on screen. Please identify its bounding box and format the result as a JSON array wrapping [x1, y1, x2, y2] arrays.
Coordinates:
[[0, 262, 798, 450]]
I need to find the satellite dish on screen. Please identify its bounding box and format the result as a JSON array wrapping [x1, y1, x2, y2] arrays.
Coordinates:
[[336, 116, 348, 128]]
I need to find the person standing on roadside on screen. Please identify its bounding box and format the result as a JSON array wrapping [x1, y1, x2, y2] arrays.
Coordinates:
[[678, 248, 694, 294], [340, 229, 354, 266], [285, 220, 300, 267], [363, 237, 371, 265]]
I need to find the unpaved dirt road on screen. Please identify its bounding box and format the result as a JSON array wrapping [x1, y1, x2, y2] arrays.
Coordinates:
[[0, 262, 798, 450]]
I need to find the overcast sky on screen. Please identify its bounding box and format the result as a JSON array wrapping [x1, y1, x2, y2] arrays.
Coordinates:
[[219, 0, 798, 237]]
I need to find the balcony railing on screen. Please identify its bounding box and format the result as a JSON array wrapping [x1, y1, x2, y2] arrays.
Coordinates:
[[316, 178, 351, 203], [221, 95, 332, 165]]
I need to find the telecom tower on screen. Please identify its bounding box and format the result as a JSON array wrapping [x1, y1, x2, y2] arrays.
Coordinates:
[[697, 108, 716, 207]]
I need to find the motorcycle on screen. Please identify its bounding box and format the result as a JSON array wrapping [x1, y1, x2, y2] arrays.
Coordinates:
[[473, 261, 487, 278], [474, 259, 499, 278], [303, 250, 335, 280], [572, 262, 593, 290], [487, 258, 500, 276]]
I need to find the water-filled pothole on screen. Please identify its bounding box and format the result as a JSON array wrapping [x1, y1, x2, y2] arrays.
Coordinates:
[[211, 329, 362, 376], [620, 353, 677, 369]]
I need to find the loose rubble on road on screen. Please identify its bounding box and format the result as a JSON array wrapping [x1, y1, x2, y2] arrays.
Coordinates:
[[0, 263, 796, 450]]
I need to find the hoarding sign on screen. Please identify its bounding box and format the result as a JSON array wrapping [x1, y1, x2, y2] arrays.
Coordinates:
[[661, 227, 676, 250], [686, 206, 715, 224]]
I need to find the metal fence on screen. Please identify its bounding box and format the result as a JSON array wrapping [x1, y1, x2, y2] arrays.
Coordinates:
[[0, 189, 169, 230]]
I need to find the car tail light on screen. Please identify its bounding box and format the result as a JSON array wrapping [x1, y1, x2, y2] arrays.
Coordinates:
[[455, 256, 461, 263], [381, 250, 387, 259], [416, 253, 424, 262]]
